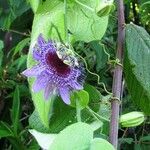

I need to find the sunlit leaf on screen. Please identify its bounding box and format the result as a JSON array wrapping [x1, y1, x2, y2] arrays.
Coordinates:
[[67, 0, 109, 42], [27, 0, 65, 128], [90, 138, 115, 150], [29, 129, 57, 150], [50, 122, 93, 150], [29, 0, 41, 13]]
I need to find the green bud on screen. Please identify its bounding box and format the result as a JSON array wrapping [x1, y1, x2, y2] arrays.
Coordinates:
[[120, 111, 145, 127]]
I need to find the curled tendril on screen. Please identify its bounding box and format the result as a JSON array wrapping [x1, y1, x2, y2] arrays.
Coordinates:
[[69, 44, 112, 95]]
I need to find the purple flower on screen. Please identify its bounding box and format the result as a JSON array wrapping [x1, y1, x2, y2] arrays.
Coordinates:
[[22, 35, 84, 104]]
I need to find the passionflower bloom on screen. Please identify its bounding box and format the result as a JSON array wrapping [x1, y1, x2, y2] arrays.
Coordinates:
[[22, 35, 85, 104]]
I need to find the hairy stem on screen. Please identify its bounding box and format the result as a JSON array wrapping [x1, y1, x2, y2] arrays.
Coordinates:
[[109, 0, 125, 148]]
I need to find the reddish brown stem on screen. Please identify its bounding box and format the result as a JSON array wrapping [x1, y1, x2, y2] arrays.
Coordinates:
[[109, 0, 125, 148]]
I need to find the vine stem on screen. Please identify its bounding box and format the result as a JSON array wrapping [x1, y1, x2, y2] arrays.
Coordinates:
[[76, 99, 81, 122], [109, 0, 125, 148]]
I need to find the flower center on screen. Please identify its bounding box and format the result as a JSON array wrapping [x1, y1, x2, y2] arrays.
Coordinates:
[[46, 52, 71, 77]]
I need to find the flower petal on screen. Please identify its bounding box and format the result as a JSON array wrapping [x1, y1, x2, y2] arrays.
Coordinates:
[[38, 34, 46, 46], [22, 64, 45, 77], [32, 74, 49, 92], [44, 83, 54, 100], [70, 81, 83, 90], [33, 48, 42, 61], [59, 88, 70, 104]]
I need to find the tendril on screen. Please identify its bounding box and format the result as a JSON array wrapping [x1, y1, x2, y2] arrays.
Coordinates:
[[71, 46, 112, 95]]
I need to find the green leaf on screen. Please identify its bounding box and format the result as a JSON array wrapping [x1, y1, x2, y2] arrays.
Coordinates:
[[90, 120, 103, 131], [48, 97, 76, 133], [119, 138, 134, 145], [140, 135, 150, 141], [27, 0, 65, 128], [96, 0, 114, 17], [27, 139, 40, 150], [30, 97, 76, 133], [29, 129, 57, 150], [90, 41, 107, 71], [99, 95, 111, 120], [29, 111, 51, 133], [67, 0, 109, 42], [0, 40, 3, 50], [70, 90, 89, 109], [124, 24, 150, 114], [0, 0, 30, 29], [50, 122, 93, 150], [140, 1, 150, 28], [13, 37, 30, 56], [0, 121, 14, 138], [134, 144, 142, 150], [29, 0, 41, 13], [17, 55, 27, 70], [90, 138, 115, 150], [30, 92, 53, 129], [11, 86, 20, 135], [84, 84, 102, 112]]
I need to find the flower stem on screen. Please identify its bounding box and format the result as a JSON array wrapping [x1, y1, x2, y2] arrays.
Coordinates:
[[76, 99, 81, 122]]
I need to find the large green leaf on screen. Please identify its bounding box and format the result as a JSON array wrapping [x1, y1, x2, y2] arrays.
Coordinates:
[[29, 0, 41, 13], [30, 122, 104, 150], [49, 122, 93, 150], [29, 111, 51, 133], [124, 24, 150, 114], [27, 0, 65, 128], [67, 0, 109, 42]]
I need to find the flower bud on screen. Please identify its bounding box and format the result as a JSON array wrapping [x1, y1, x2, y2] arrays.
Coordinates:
[[120, 111, 145, 127]]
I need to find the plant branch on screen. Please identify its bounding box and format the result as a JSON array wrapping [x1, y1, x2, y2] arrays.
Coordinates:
[[109, 0, 125, 148], [0, 28, 30, 37]]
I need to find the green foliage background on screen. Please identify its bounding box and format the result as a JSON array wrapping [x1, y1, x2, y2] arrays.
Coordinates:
[[0, 0, 150, 150]]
